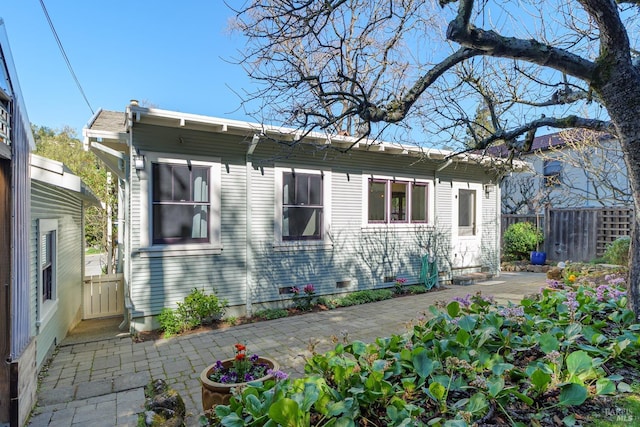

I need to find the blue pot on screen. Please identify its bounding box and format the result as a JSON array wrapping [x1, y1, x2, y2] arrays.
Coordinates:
[[530, 251, 547, 265]]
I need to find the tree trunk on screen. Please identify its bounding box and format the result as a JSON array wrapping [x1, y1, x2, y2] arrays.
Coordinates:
[[595, 64, 640, 319]]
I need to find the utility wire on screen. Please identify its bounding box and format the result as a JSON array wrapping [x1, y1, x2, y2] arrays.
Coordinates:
[[38, 0, 94, 114]]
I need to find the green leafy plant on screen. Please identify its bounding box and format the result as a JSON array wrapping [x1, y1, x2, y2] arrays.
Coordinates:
[[291, 284, 317, 310], [253, 308, 289, 320], [334, 289, 393, 306], [602, 237, 630, 265], [204, 273, 640, 426], [158, 288, 227, 337], [503, 222, 544, 261]]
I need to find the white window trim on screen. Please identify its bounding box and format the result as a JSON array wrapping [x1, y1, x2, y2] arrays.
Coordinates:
[[138, 151, 222, 256], [36, 218, 58, 329], [274, 166, 332, 250], [452, 182, 483, 240], [361, 174, 434, 228]]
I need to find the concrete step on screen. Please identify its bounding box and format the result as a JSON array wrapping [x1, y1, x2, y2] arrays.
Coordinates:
[[452, 272, 493, 286]]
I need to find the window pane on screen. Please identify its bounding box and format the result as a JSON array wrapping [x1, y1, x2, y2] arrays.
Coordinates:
[[308, 175, 322, 205], [283, 173, 295, 205], [458, 189, 476, 236], [368, 180, 386, 222], [153, 163, 173, 201], [192, 167, 209, 202], [412, 184, 427, 222], [172, 166, 191, 201], [391, 182, 407, 222], [283, 207, 322, 240], [153, 204, 209, 243], [153, 164, 209, 202]]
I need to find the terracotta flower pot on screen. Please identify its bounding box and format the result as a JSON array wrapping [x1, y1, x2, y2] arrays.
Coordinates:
[[200, 357, 279, 411]]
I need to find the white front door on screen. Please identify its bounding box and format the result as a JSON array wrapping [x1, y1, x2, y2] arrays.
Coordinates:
[[451, 182, 483, 268]]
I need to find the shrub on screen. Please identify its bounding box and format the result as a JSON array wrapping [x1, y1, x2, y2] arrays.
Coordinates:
[[159, 288, 227, 337], [503, 221, 544, 261], [335, 289, 393, 307], [603, 236, 630, 265], [253, 308, 289, 320]]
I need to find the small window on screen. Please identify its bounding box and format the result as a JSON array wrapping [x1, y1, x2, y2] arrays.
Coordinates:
[[282, 172, 323, 240], [152, 163, 210, 244], [543, 160, 562, 187], [37, 219, 58, 328], [458, 189, 476, 236], [367, 178, 429, 224]]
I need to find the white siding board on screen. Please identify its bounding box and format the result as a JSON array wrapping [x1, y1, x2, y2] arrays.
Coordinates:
[[31, 182, 84, 368]]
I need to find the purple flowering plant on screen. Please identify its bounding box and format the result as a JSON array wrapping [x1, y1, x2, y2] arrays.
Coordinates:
[[208, 343, 277, 384], [292, 283, 317, 310]]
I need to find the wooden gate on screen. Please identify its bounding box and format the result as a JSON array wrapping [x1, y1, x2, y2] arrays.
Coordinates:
[[82, 273, 124, 319]]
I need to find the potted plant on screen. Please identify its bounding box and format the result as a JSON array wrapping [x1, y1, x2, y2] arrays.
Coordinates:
[[530, 212, 546, 265], [200, 343, 280, 410]]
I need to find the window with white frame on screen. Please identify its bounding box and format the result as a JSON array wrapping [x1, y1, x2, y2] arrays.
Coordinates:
[[140, 153, 221, 252], [367, 178, 429, 224], [152, 162, 211, 244], [282, 171, 323, 240], [275, 167, 331, 244], [458, 189, 476, 236], [37, 219, 58, 327]]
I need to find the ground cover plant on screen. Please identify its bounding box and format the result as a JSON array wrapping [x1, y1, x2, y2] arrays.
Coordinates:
[[205, 273, 640, 426]]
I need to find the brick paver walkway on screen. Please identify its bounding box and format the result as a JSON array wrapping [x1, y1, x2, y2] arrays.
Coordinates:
[[28, 272, 547, 426]]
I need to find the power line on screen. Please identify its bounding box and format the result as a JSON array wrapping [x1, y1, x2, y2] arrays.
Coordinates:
[[38, 0, 94, 115]]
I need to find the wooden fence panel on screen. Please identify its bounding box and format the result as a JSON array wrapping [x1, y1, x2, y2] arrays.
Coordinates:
[[501, 207, 632, 263]]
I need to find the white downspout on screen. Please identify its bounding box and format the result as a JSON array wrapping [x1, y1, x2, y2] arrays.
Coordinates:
[[245, 134, 260, 316]]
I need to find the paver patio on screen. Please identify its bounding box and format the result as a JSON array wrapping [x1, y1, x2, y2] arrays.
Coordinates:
[[27, 272, 547, 427]]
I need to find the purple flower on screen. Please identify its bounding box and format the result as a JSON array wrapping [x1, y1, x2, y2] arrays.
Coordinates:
[[453, 294, 472, 308], [249, 354, 259, 362], [244, 373, 255, 381], [290, 286, 300, 295], [267, 369, 289, 381], [546, 279, 563, 289], [565, 291, 579, 312], [303, 284, 316, 294], [214, 360, 224, 370], [220, 374, 230, 383]]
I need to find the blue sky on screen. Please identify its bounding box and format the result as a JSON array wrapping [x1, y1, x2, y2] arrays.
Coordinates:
[[2, 1, 254, 137]]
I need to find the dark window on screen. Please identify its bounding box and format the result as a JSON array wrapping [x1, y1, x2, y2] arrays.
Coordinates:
[[282, 172, 323, 240], [368, 180, 387, 222], [411, 183, 428, 223], [368, 179, 428, 224], [152, 163, 210, 244], [42, 231, 54, 301], [543, 160, 562, 186]]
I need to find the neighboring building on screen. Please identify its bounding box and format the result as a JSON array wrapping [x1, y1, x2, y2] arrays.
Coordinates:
[[0, 19, 38, 427], [30, 155, 101, 369], [84, 103, 515, 332], [500, 131, 631, 214], [1, 20, 101, 426]]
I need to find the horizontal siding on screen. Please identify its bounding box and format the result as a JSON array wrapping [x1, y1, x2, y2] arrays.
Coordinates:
[[31, 182, 84, 368], [128, 124, 501, 323], [129, 125, 248, 315]]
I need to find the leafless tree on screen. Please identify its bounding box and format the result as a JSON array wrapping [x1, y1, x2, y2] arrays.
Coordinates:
[[230, 0, 640, 316]]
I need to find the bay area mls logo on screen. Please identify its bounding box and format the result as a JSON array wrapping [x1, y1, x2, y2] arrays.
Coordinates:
[[602, 407, 635, 422]]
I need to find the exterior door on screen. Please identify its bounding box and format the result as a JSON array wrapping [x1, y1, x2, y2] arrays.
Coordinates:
[[452, 182, 483, 268]]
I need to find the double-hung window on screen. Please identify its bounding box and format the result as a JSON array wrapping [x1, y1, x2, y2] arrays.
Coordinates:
[[367, 178, 429, 224], [37, 219, 58, 328], [282, 172, 323, 240], [275, 167, 331, 246], [152, 163, 210, 244], [140, 153, 221, 254]]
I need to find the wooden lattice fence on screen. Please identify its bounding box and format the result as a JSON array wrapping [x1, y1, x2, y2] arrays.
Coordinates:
[[501, 207, 632, 262]]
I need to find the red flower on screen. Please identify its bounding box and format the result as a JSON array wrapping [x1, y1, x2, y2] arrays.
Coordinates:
[[235, 353, 246, 361], [235, 343, 246, 352]]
